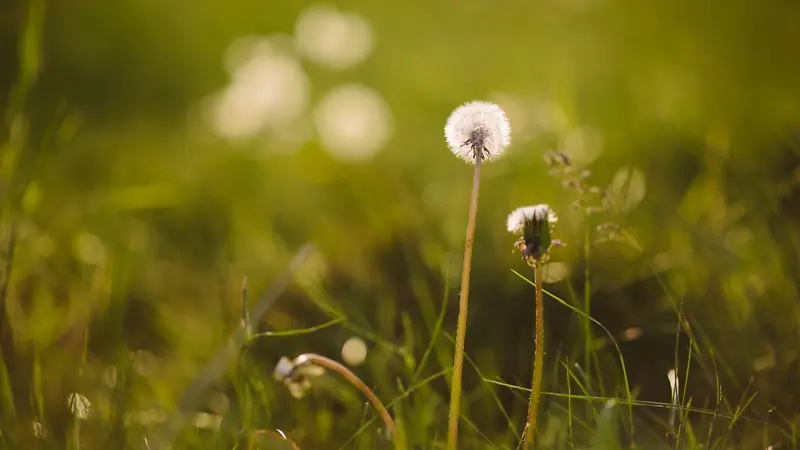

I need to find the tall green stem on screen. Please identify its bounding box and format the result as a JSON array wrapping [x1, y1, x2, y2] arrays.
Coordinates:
[[524, 261, 545, 450], [446, 156, 482, 450]]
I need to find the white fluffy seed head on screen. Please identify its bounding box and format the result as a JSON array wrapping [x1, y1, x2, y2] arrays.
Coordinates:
[[444, 101, 511, 164], [507, 204, 558, 233]]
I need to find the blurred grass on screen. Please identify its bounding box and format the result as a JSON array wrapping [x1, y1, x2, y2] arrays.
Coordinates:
[[2, 0, 800, 448]]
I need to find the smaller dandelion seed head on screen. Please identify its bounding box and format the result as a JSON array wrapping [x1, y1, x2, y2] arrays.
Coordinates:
[[444, 101, 511, 164], [506, 204, 558, 233], [508, 204, 563, 264]]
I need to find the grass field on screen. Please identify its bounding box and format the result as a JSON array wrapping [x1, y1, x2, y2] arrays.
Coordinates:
[[1, 0, 800, 448]]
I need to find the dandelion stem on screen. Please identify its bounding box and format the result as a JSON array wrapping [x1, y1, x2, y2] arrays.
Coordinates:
[[292, 353, 401, 449], [524, 261, 545, 450], [446, 156, 482, 450]]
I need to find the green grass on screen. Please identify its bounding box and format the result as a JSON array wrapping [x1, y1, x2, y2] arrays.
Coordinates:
[[3, 0, 800, 448]]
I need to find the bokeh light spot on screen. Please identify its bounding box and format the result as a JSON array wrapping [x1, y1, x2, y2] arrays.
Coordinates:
[[313, 84, 392, 162], [294, 4, 373, 70]]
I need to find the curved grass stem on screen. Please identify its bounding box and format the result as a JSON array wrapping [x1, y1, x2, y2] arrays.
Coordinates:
[[292, 353, 402, 449], [248, 429, 301, 450], [523, 262, 545, 450], [446, 157, 482, 450]]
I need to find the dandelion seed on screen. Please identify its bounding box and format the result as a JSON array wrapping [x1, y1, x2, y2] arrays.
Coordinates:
[[444, 101, 511, 163]]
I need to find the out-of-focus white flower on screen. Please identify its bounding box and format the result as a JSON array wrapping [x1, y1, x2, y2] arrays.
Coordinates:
[[294, 4, 373, 70], [211, 37, 309, 141], [506, 205, 558, 234], [314, 83, 392, 162], [341, 337, 367, 367], [444, 101, 511, 164]]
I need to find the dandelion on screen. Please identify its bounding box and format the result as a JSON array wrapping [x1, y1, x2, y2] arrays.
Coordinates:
[[507, 204, 564, 263], [444, 100, 511, 450], [508, 204, 564, 450], [444, 101, 511, 163]]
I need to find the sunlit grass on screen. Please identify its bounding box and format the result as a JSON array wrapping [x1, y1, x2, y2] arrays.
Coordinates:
[[3, 1, 800, 449]]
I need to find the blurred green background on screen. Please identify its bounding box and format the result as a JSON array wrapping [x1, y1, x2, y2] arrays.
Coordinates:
[[1, 0, 800, 448]]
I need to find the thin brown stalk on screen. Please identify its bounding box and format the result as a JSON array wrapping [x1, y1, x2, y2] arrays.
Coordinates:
[[524, 261, 545, 450], [248, 429, 301, 450], [292, 353, 402, 449], [446, 156, 482, 450]]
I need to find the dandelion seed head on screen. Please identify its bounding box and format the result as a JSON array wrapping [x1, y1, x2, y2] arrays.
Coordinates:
[[508, 204, 562, 263], [506, 204, 558, 233], [444, 101, 511, 164]]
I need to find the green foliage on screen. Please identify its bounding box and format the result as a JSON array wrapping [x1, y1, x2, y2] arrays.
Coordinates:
[[1, 0, 800, 448]]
